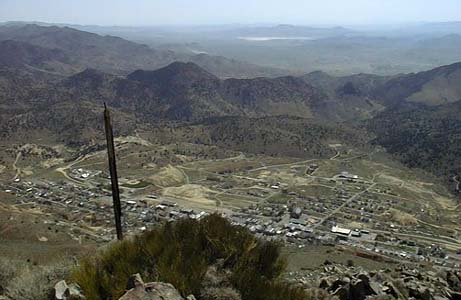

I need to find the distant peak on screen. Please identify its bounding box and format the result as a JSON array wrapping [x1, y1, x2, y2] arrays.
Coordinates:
[[308, 70, 330, 76], [72, 68, 107, 78], [162, 61, 216, 76], [304, 70, 334, 79], [276, 24, 295, 28], [64, 68, 114, 87], [425, 61, 461, 75], [127, 61, 219, 85]]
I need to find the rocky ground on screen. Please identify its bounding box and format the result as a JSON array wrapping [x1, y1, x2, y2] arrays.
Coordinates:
[[291, 263, 461, 300], [49, 263, 461, 300]]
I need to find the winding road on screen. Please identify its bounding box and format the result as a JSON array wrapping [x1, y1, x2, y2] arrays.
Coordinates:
[[55, 156, 87, 184], [11, 152, 21, 180], [453, 175, 460, 192]]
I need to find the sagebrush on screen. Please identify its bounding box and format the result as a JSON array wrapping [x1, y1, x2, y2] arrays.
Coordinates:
[[72, 214, 317, 300]]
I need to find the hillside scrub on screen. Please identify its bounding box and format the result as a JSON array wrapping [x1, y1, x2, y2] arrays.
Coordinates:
[[0, 258, 70, 300], [72, 214, 315, 300]]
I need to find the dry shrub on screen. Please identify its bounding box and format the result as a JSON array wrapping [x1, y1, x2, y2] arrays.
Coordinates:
[[72, 214, 311, 300], [0, 258, 70, 300], [367, 296, 395, 300], [304, 288, 335, 300], [202, 263, 233, 288], [201, 286, 241, 300], [0, 258, 24, 294], [388, 209, 417, 226]]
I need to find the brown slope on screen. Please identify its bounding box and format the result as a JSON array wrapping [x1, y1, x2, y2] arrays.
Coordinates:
[[368, 101, 461, 186], [301, 71, 390, 120], [0, 24, 178, 75], [365, 62, 461, 185], [0, 40, 69, 68], [143, 115, 367, 158], [372, 62, 461, 106], [0, 62, 336, 147], [127, 62, 323, 119], [186, 53, 292, 79], [0, 61, 353, 130], [221, 76, 323, 118]]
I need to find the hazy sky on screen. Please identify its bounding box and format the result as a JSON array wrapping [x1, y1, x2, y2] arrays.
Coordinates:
[[1, 0, 461, 26]]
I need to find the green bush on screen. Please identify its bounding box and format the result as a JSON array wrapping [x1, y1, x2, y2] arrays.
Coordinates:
[[72, 214, 314, 300]]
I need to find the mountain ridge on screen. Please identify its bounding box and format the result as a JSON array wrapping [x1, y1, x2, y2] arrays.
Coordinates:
[[0, 23, 291, 78], [1, 25, 461, 185]]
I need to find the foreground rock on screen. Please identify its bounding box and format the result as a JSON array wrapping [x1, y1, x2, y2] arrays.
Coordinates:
[[288, 262, 461, 300], [312, 265, 461, 300], [119, 274, 187, 300], [54, 280, 85, 300]]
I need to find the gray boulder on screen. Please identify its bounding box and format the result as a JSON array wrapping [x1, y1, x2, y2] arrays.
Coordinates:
[[126, 274, 145, 290], [350, 278, 377, 300], [54, 280, 68, 300], [119, 274, 185, 300], [54, 280, 85, 300]]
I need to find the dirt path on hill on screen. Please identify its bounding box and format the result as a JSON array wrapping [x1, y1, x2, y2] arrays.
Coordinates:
[[12, 152, 21, 180], [55, 156, 87, 184]]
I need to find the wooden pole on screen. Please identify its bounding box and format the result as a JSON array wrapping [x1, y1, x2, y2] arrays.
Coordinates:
[[104, 103, 123, 240]]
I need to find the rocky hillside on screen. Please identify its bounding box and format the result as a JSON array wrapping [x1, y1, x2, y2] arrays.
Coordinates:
[[0, 40, 71, 70], [2, 24, 461, 184], [372, 62, 461, 106], [1, 61, 324, 125], [360, 62, 461, 186], [127, 63, 326, 120], [368, 101, 461, 183], [303, 63, 461, 186], [294, 262, 461, 300], [197, 116, 366, 157], [0, 61, 366, 157]]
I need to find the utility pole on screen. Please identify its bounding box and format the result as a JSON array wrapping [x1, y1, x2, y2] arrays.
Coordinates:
[[104, 103, 123, 240]]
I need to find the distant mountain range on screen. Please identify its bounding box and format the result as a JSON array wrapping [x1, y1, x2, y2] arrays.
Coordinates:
[[220, 24, 354, 38], [1, 23, 461, 187], [0, 24, 289, 78]]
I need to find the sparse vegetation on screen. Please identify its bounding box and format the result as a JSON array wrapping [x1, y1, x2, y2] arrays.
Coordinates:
[[72, 214, 317, 300], [1, 18, 461, 300], [0, 257, 70, 300], [369, 100, 461, 186], [388, 208, 418, 226]]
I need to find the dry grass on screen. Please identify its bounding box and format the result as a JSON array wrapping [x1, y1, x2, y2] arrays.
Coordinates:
[[0, 258, 21, 293], [201, 286, 242, 300], [0, 257, 71, 300], [388, 208, 418, 226], [149, 165, 186, 187], [162, 184, 215, 205]]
